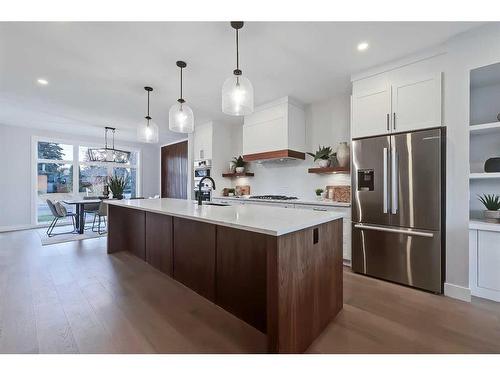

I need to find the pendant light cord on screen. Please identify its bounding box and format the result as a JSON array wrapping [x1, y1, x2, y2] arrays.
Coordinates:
[[180, 66, 183, 101], [147, 90, 150, 117], [236, 28, 239, 71]]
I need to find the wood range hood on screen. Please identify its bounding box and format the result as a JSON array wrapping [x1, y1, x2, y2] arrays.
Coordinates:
[[242, 96, 307, 163], [243, 149, 305, 162]]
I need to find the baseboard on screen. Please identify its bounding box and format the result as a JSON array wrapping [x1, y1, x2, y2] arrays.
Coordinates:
[[0, 224, 38, 233], [0, 222, 66, 233], [444, 282, 472, 302]]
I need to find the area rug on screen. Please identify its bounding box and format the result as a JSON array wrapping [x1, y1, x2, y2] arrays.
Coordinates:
[[37, 225, 107, 246]]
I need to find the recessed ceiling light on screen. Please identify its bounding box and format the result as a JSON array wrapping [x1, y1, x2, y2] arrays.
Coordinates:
[[357, 42, 369, 51], [37, 78, 49, 85]]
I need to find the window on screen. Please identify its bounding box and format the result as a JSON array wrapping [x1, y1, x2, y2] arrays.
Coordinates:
[[34, 139, 140, 224]]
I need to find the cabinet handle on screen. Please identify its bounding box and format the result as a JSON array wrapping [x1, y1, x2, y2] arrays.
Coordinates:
[[386, 113, 390, 131], [313, 208, 327, 212], [393, 112, 396, 130]]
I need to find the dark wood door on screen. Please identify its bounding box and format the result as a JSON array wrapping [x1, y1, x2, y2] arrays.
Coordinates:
[[173, 217, 216, 301], [161, 140, 188, 199], [145, 212, 173, 276]]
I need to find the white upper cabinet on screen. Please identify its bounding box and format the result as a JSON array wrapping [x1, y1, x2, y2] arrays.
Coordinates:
[[193, 122, 213, 160], [351, 72, 442, 139], [351, 86, 391, 139], [391, 73, 442, 133]]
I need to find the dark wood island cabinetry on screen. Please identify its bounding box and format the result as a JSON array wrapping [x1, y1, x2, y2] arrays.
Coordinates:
[[107, 199, 343, 353]]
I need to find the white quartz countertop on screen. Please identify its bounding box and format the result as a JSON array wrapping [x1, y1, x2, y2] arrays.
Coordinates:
[[213, 195, 351, 207], [106, 198, 343, 236]]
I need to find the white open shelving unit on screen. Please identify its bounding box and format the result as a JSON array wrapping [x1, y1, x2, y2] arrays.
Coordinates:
[[468, 62, 500, 302]]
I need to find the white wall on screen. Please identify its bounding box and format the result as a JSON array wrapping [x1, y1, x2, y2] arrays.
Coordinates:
[[224, 94, 351, 200], [0, 123, 160, 231]]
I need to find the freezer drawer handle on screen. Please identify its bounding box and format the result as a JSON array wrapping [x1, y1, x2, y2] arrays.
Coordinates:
[[354, 223, 434, 238]]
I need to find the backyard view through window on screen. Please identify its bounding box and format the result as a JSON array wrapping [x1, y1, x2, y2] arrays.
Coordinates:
[[36, 140, 140, 224]]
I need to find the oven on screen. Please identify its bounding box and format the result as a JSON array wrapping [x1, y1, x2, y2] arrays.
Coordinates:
[[194, 159, 212, 184]]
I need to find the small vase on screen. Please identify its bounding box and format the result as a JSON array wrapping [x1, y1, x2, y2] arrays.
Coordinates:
[[235, 167, 245, 173], [336, 142, 350, 168], [318, 159, 330, 168], [484, 210, 500, 220], [229, 162, 235, 172]]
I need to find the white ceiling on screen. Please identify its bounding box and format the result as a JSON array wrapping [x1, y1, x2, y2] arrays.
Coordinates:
[[0, 22, 483, 143]]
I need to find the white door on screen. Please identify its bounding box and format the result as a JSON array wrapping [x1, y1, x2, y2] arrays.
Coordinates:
[[351, 85, 391, 139], [391, 73, 442, 133]]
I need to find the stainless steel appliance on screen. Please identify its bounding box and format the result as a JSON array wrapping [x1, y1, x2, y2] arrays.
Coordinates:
[[351, 128, 445, 293], [194, 159, 211, 184]]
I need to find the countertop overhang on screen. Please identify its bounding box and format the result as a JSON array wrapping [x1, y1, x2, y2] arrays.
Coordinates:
[[105, 198, 343, 236]]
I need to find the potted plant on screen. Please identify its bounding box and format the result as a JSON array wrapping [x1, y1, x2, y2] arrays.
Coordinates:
[[108, 174, 128, 200], [232, 156, 246, 173], [227, 188, 235, 197], [478, 194, 500, 220], [315, 188, 324, 201], [307, 146, 334, 168]]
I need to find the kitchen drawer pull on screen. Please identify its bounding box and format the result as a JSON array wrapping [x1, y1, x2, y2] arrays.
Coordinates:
[[354, 223, 434, 238], [313, 208, 328, 211]]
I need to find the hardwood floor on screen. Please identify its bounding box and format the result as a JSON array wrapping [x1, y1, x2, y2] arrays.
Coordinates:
[[0, 229, 499, 354]]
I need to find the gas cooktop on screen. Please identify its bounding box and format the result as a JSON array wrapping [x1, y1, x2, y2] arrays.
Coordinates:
[[249, 195, 298, 201]]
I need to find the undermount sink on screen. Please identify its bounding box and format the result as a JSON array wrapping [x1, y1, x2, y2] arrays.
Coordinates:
[[202, 202, 230, 207]]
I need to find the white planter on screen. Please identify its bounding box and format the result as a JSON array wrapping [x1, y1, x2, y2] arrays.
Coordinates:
[[337, 142, 350, 168], [235, 167, 245, 173], [484, 210, 500, 220], [318, 159, 330, 168]]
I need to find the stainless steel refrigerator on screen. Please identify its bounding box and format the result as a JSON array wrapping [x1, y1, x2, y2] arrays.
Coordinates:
[[351, 127, 445, 293]]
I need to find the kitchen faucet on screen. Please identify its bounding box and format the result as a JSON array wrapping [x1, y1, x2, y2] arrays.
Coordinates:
[[197, 176, 216, 205]]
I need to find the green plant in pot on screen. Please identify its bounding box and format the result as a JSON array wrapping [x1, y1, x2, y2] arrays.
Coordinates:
[[307, 146, 335, 168], [315, 188, 324, 200], [478, 194, 500, 220], [232, 156, 246, 173], [108, 174, 128, 200]]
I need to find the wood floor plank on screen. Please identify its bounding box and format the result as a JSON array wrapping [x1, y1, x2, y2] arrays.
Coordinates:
[[0, 229, 499, 354]]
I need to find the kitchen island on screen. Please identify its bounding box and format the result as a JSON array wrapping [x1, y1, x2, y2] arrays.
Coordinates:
[[106, 198, 343, 353]]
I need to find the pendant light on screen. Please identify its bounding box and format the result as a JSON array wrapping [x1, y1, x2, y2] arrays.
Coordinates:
[[88, 127, 130, 163], [222, 21, 254, 116], [169, 61, 194, 133], [137, 86, 159, 143]]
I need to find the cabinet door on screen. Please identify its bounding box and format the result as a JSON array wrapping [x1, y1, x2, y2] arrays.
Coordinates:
[[293, 204, 351, 261], [477, 231, 500, 294], [391, 73, 442, 133], [145, 212, 173, 276], [173, 218, 216, 301], [216, 226, 269, 332], [351, 86, 391, 139]]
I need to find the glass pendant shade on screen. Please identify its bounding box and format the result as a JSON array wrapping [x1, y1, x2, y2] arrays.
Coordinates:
[[222, 74, 254, 116], [137, 118, 159, 143], [169, 101, 194, 133]]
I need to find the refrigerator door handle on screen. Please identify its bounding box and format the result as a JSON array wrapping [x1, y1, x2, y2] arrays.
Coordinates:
[[354, 223, 434, 238], [391, 146, 398, 214], [383, 147, 388, 213]]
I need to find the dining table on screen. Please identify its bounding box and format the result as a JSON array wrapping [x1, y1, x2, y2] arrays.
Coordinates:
[[62, 199, 102, 234]]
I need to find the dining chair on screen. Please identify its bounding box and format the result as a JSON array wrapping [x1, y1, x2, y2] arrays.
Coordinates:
[[45, 199, 77, 237], [92, 202, 108, 235], [83, 196, 100, 228]]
